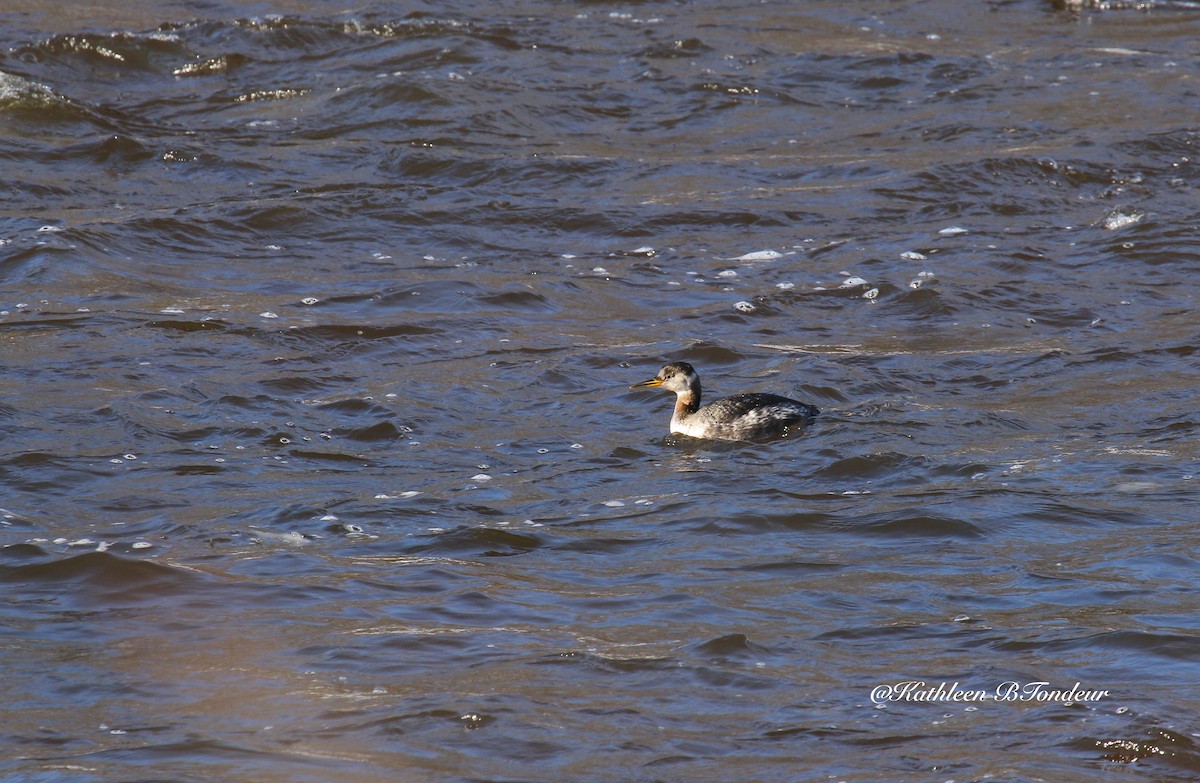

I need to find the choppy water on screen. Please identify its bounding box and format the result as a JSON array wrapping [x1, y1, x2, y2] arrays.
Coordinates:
[[3, 1, 1200, 781]]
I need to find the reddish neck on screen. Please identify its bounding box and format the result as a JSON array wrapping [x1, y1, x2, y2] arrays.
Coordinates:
[[674, 389, 700, 417]]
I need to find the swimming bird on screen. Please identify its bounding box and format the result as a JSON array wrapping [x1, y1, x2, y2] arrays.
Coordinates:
[[630, 361, 818, 441]]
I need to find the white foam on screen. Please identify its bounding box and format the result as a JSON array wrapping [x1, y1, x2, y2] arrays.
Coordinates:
[[732, 249, 782, 261], [1103, 210, 1142, 231], [0, 71, 56, 103]]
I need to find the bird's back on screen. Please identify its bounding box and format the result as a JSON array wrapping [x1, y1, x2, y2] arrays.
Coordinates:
[[673, 393, 818, 440]]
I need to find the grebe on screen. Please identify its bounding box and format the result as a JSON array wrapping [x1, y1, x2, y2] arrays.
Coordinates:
[[630, 361, 818, 441]]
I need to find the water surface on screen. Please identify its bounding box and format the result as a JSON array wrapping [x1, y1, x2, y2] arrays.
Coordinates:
[[3, 1, 1200, 781]]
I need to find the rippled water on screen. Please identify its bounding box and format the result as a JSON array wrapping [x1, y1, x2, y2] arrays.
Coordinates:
[[4, 1, 1200, 780]]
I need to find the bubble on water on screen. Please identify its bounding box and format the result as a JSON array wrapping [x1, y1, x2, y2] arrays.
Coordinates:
[[839, 276, 869, 288], [592, 266, 608, 274], [938, 226, 968, 236], [259, 311, 279, 319], [900, 250, 926, 261], [776, 282, 795, 290], [275, 531, 310, 546], [717, 269, 737, 278], [629, 246, 655, 256], [131, 541, 152, 549], [123, 454, 138, 460], [734, 301, 756, 313], [301, 297, 319, 305], [472, 473, 492, 481], [570, 443, 583, 449], [160, 307, 185, 314], [911, 271, 936, 287], [732, 249, 782, 261], [863, 287, 879, 300], [1103, 210, 1143, 231], [1115, 481, 1160, 494], [603, 500, 626, 507]]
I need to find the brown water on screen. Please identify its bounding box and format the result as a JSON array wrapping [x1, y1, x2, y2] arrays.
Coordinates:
[[3, 1, 1200, 781]]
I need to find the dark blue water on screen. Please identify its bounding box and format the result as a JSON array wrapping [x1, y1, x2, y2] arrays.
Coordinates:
[[4, 1, 1200, 781]]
